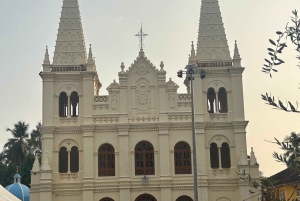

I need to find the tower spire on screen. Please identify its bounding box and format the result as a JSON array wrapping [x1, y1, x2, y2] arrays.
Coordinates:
[[88, 44, 93, 61], [233, 40, 242, 67], [43, 46, 50, 65], [196, 0, 231, 62], [52, 0, 87, 65]]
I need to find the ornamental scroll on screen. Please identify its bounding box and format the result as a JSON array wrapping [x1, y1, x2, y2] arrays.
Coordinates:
[[135, 78, 151, 114]]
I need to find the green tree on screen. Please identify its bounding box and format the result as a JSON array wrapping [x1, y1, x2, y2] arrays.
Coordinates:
[[262, 10, 300, 112], [27, 122, 42, 156], [273, 132, 300, 170], [3, 121, 30, 170]]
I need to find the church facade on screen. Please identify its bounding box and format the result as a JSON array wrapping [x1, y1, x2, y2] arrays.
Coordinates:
[[30, 0, 260, 201]]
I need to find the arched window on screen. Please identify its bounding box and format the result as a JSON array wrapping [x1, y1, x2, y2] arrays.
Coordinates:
[[218, 87, 228, 113], [135, 194, 157, 201], [135, 141, 154, 175], [99, 198, 114, 201], [59, 147, 68, 173], [59, 92, 68, 117], [207, 88, 216, 113], [174, 142, 191, 174], [70, 146, 79, 173], [70, 91, 79, 117], [221, 142, 231, 168], [98, 144, 115, 176], [210, 143, 219, 169], [176, 195, 193, 201]]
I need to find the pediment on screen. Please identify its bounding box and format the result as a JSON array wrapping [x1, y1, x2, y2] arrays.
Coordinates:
[[120, 52, 166, 86]]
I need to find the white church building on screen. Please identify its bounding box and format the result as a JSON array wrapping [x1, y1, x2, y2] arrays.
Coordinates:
[[30, 0, 260, 201]]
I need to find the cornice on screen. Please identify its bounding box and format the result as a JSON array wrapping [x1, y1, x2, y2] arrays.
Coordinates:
[[81, 125, 96, 132], [40, 126, 56, 134]]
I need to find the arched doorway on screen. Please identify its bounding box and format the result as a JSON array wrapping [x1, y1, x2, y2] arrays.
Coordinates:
[[99, 198, 114, 201], [135, 194, 157, 201], [176, 195, 193, 201]]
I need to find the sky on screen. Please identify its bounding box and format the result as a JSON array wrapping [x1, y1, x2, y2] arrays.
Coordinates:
[[0, 0, 299, 177]]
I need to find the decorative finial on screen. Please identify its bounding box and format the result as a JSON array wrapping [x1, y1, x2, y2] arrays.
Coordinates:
[[190, 41, 195, 57], [120, 62, 125, 73], [88, 44, 93, 61], [160, 61, 164, 71], [135, 23, 148, 51], [43, 45, 50, 65], [16, 166, 19, 174], [250, 147, 258, 166]]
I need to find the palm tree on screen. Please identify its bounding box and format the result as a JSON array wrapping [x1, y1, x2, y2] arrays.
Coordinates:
[[3, 121, 29, 170], [27, 122, 42, 156]]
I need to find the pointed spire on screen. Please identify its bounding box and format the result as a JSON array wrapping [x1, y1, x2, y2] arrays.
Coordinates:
[[188, 41, 197, 65], [52, 0, 87, 65], [88, 44, 93, 62], [233, 40, 242, 67], [41, 152, 52, 170], [43, 46, 50, 65], [250, 147, 258, 166], [191, 41, 195, 57], [238, 146, 248, 165], [196, 0, 232, 62], [31, 155, 41, 173], [233, 40, 241, 59]]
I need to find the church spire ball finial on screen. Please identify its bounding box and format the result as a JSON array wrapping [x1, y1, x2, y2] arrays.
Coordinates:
[[135, 24, 148, 51]]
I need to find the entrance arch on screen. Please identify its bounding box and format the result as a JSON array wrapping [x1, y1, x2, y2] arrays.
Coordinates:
[[135, 194, 157, 201], [176, 195, 193, 201], [99, 198, 114, 201]]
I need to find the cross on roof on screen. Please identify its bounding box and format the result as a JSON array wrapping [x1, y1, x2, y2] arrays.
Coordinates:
[[134, 24, 148, 50]]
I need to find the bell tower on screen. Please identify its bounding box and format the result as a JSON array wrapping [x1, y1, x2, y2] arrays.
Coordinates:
[[185, 0, 259, 200], [32, 1, 101, 200]]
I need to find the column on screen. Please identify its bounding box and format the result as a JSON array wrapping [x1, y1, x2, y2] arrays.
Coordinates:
[[117, 124, 131, 201], [67, 95, 71, 117], [67, 151, 71, 173], [218, 147, 222, 168], [215, 91, 219, 113], [82, 125, 95, 201]]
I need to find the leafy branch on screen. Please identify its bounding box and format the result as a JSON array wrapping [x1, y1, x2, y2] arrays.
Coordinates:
[[262, 10, 300, 77], [261, 93, 300, 112]]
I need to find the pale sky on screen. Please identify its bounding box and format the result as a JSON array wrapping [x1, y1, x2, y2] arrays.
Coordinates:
[[0, 0, 299, 177]]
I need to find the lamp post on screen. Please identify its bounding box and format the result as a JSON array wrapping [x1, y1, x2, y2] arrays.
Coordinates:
[[177, 65, 205, 201]]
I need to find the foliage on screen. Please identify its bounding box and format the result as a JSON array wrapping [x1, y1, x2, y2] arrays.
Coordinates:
[[0, 122, 42, 188], [261, 10, 300, 112], [272, 132, 300, 171], [3, 121, 30, 170], [238, 132, 300, 201]]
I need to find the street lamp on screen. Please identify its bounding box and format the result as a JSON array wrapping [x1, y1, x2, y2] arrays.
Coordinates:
[[177, 64, 205, 201]]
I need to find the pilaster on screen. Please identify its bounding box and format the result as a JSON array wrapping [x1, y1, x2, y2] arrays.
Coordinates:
[[229, 68, 245, 121], [193, 74, 205, 121], [157, 123, 171, 178], [41, 74, 54, 126], [81, 125, 95, 201], [81, 72, 96, 124]]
